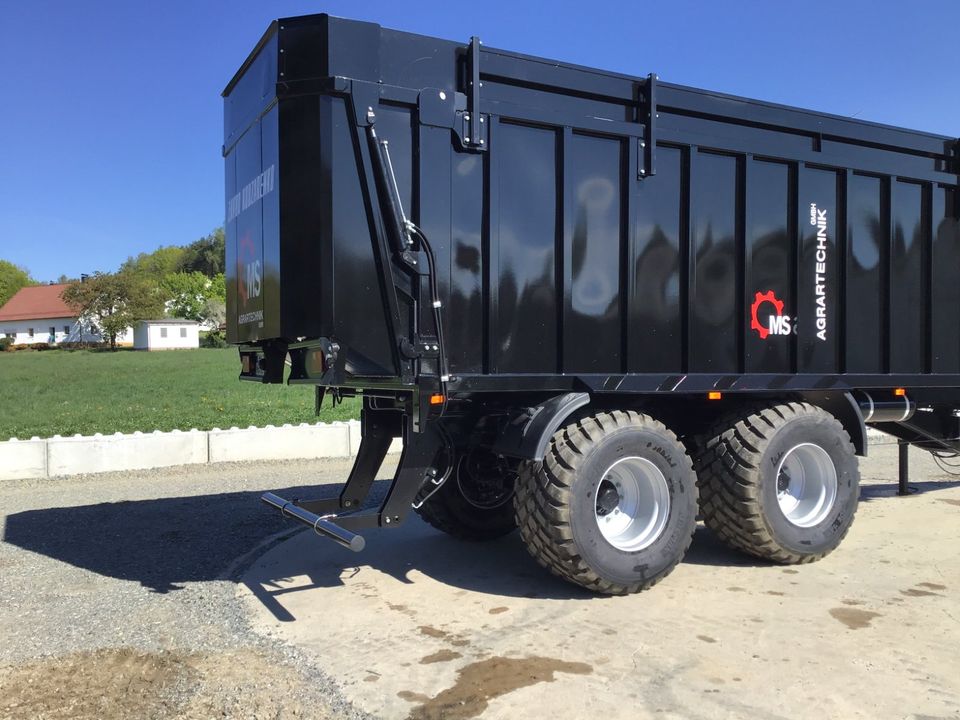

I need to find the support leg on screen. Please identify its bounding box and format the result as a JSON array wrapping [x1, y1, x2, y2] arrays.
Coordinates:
[[296, 406, 400, 515], [898, 441, 914, 496]]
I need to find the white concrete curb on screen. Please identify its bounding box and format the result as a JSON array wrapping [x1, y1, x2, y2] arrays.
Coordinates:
[[0, 423, 896, 481], [0, 419, 402, 481]]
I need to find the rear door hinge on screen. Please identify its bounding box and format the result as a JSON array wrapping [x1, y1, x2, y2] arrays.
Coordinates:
[[458, 35, 488, 152], [638, 73, 657, 179]]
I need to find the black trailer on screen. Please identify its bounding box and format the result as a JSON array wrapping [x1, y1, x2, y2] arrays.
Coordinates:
[[223, 14, 960, 594]]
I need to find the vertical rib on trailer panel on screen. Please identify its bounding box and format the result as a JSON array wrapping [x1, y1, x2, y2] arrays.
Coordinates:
[[931, 186, 960, 372], [889, 180, 925, 373], [689, 151, 739, 373], [631, 146, 683, 372]]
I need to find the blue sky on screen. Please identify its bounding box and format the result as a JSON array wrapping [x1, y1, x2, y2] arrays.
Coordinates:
[[0, 0, 956, 282]]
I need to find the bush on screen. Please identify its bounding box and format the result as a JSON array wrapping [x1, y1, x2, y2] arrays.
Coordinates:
[[59, 341, 107, 351], [0, 337, 13, 352], [200, 330, 229, 349]]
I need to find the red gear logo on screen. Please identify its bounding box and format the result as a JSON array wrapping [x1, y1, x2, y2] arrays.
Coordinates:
[[750, 290, 784, 340]]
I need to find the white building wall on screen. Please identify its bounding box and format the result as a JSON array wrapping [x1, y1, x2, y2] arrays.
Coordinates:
[[0, 318, 131, 345], [135, 323, 200, 350]]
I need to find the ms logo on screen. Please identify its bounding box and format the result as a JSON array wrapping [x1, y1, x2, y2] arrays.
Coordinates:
[[237, 233, 261, 304], [750, 290, 792, 340]]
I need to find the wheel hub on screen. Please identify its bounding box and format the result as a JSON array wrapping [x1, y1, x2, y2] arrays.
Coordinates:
[[775, 443, 838, 528], [595, 481, 620, 516], [593, 456, 671, 552], [457, 448, 516, 510]]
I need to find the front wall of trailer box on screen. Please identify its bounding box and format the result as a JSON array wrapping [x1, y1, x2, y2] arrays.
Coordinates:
[[223, 14, 960, 384]]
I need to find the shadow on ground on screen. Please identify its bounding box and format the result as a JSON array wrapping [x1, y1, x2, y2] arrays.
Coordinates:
[[5, 477, 956, 601], [859, 479, 960, 502]]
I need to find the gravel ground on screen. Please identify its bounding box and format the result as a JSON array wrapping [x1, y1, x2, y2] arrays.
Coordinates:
[[0, 458, 394, 720]]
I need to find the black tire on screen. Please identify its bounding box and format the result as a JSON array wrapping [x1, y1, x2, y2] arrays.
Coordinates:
[[415, 449, 517, 541], [513, 410, 698, 595], [694, 402, 860, 564]]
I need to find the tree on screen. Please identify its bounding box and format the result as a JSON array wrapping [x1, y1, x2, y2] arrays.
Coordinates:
[[62, 272, 165, 350], [0, 261, 36, 308], [178, 228, 225, 277], [120, 246, 187, 284], [161, 271, 225, 324], [202, 298, 226, 329]]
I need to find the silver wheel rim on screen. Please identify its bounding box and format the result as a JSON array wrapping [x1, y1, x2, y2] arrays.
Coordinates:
[[775, 443, 838, 528], [594, 456, 671, 552]]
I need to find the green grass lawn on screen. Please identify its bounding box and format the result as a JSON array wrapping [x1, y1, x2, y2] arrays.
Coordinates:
[[0, 348, 360, 440]]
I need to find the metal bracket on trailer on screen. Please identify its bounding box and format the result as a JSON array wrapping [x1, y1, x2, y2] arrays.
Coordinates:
[[458, 36, 488, 152], [260, 408, 444, 551], [638, 73, 657, 179]]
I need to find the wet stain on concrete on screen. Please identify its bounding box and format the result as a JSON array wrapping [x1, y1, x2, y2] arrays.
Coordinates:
[[602, 628, 617, 635], [900, 587, 942, 598], [419, 626, 447, 639], [842, 599, 865, 606], [420, 650, 463, 665], [398, 690, 431, 704], [918, 582, 947, 591], [697, 635, 717, 644], [765, 591, 785, 596], [829, 607, 882, 629], [727, 586, 747, 592], [400, 656, 592, 720], [488, 607, 509, 615], [782, 569, 799, 574], [388, 603, 417, 618], [364, 675, 380, 682], [418, 625, 470, 647], [938, 499, 960, 507]]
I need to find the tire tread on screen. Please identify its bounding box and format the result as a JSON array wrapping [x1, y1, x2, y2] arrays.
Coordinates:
[[514, 411, 697, 595], [693, 402, 858, 564]]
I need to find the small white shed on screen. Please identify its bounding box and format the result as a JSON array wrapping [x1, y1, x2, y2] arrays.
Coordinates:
[[134, 319, 200, 350]]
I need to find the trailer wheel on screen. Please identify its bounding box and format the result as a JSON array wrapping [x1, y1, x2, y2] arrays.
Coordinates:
[[514, 411, 698, 595], [415, 447, 517, 541], [695, 402, 859, 564]]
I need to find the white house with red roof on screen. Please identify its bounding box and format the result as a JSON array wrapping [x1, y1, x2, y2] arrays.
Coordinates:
[[0, 284, 131, 345]]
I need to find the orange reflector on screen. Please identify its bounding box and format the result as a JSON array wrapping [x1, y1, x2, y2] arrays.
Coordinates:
[[708, 391, 723, 401], [894, 388, 906, 397], [430, 393, 446, 405]]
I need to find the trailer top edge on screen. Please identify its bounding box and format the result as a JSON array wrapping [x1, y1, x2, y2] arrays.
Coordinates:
[[222, 13, 956, 163], [222, 19, 280, 98]]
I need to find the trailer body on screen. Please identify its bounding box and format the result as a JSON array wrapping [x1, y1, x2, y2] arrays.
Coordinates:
[[223, 14, 960, 594], [224, 15, 959, 394]]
